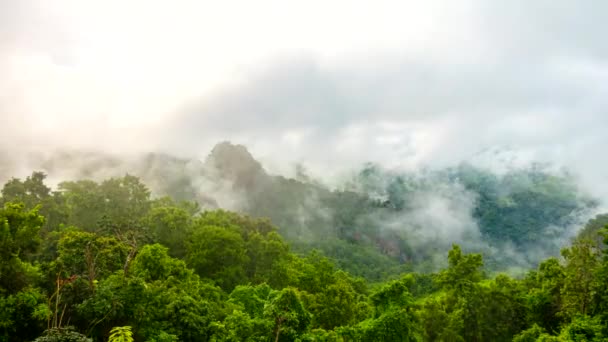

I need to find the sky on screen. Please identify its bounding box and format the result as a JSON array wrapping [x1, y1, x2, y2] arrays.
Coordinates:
[[1, 0, 607, 196]]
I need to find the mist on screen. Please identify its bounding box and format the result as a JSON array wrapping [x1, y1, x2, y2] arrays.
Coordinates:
[[1, 1, 607, 274]]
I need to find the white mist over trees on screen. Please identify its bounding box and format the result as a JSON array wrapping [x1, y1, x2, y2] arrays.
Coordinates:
[[0, 142, 599, 277], [2, 1, 608, 341]]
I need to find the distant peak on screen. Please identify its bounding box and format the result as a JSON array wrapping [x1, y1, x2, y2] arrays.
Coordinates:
[[209, 141, 254, 158], [205, 142, 265, 181]]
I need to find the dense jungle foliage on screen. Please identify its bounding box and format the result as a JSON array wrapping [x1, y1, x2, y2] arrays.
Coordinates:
[[1, 143, 607, 341]]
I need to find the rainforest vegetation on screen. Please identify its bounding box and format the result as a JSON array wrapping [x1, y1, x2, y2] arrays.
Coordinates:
[[1, 143, 608, 342]]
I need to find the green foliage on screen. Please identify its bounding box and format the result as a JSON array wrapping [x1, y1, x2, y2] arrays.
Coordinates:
[[1, 169, 607, 342], [0, 172, 67, 234], [312, 272, 363, 329], [210, 309, 272, 342], [370, 278, 413, 316], [186, 210, 294, 291], [108, 326, 133, 342], [79, 244, 223, 342], [303, 238, 408, 281], [358, 309, 418, 342], [56, 230, 130, 285], [577, 214, 608, 248], [524, 258, 566, 332], [146, 331, 179, 342], [558, 315, 605, 341], [187, 224, 248, 290], [512, 324, 546, 342], [245, 231, 290, 286], [142, 204, 193, 259], [0, 287, 50, 341], [59, 175, 150, 236], [477, 274, 527, 341], [229, 284, 272, 318], [417, 294, 464, 342], [0, 202, 44, 293], [131, 244, 192, 282], [300, 328, 342, 342], [264, 288, 311, 342], [592, 228, 608, 328], [437, 244, 483, 292], [1, 172, 52, 209], [33, 327, 92, 342], [561, 239, 600, 318], [338, 273, 420, 341]]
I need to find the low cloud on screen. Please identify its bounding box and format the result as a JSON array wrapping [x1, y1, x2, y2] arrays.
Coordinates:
[[1, 1, 607, 271]]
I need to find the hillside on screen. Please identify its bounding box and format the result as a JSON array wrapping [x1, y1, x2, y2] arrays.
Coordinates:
[[1, 150, 607, 341], [1, 142, 598, 279]]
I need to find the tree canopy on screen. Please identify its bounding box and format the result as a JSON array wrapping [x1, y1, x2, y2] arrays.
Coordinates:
[[1, 170, 607, 341]]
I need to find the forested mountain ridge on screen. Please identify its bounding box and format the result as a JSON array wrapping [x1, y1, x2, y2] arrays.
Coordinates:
[[4, 0, 608, 340], [1, 164, 608, 341], [1, 142, 597, 278]]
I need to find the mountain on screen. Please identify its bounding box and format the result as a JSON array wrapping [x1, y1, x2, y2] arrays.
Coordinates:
[[0, 142, 599, 278]]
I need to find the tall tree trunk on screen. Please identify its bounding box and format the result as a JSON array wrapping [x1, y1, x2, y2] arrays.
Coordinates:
[[274, 317, 284, 342]]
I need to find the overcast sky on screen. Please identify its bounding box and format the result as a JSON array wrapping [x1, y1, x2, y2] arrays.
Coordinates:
[[1, 0, 607, 194]]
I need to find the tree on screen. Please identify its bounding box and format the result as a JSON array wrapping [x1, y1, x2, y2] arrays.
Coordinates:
[[80, 245, 223, 342], [290, 251, 336, 295], [130, 244, 192, 283], [1, 172, 67, 233], [358, 308, 418, 342], [229, 284, 272, 318], [436, 245, 484, 342], [0, 202, 44, 293], [524, 257, 565, 333], [437, 245, 483, 292], [58, 180, 104, 232], [59, 175, 151, 237], [561, 239, 600, 318], [559, 315, 604, 342], [0, 287, 50, 341], [187, 224, 248, 291], [4, 163, 608, 342], [97, 175, 151, 236], [142, 204, 193, 259], [312, 271, 362, 329], [591, 228, 608, 329], [477, 274, 527, 341], [512, 324, 546, 342], [210, 309, 273, 342], [56, 230, 130, 290], [245, 231, 290, 286], [356, 277, 418, 342], [577, 214, 608, 248], [418, 294, 464, 342], [263, 288, 311, 342]]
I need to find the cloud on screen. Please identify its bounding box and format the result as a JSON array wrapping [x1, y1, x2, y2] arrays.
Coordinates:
[[2, 1, 608, 273], [162, 55, 607, 197], [1, 0, 607, 200], [478, 1, 608, 61]]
